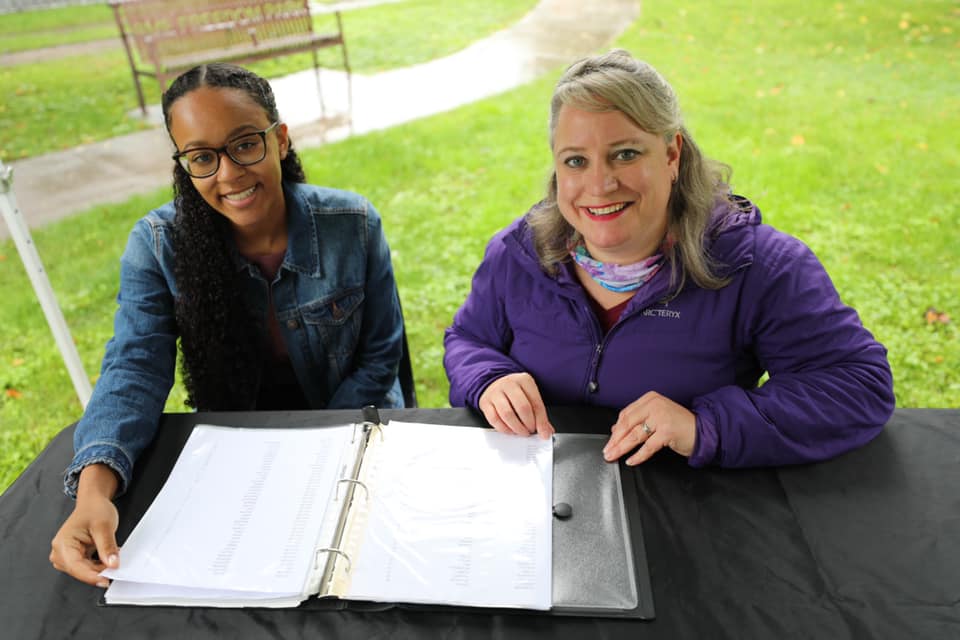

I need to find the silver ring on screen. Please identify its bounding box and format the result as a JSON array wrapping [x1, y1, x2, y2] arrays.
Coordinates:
[[641, 422, 652, 436]]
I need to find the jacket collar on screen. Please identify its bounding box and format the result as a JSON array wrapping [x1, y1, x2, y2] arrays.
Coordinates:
[[282, 182, 324, 278], [704, 194, 760, 278]]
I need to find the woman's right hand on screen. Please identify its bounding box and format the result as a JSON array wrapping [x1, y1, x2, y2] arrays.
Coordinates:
[[49, 464, 120, 587], [478, 372, 555, 439]]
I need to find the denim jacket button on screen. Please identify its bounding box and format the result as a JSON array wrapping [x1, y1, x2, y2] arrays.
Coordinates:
[[286, 319, 299, 330], [588, 381, 598, 393]]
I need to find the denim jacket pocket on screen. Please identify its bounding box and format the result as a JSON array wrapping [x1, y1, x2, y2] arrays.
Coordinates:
[[301, 288, 365, 360]]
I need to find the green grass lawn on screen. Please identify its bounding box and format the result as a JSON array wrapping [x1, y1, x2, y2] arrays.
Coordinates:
[[0, 0, 537, 161], [1, 0, 958, 493], [625, 0, 959, 406], [0, 3, 117, 53]]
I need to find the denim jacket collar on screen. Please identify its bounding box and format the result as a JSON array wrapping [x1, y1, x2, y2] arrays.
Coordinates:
[[282, 182, 324, 279]]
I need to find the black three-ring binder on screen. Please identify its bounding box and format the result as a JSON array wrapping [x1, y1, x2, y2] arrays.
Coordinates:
[[110, 408, 656, 619]]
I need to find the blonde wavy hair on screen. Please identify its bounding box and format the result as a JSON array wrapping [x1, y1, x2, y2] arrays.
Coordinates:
[[528, 49, 733, 291]]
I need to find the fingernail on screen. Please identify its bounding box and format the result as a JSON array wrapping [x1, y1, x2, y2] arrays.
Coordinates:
[[107, 554, 118, 567], [602, 448, 611, 460], [96, 580, 109, 588]]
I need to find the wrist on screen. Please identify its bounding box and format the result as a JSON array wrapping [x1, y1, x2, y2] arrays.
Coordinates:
[[76, 463, 120, 502]]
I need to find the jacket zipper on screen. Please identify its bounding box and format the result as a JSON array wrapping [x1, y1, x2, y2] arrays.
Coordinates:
[[580, 287, 663, 401], [578, 301, 604, 401]]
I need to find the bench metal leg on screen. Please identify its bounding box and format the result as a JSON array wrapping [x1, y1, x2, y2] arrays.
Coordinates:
[[335, 11, 353, 133], [111, 3, 148, 116], [311, 49, 327, 121]]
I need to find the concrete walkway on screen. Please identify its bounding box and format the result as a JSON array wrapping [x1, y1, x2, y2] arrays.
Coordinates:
[[2, 0, 638, 239]]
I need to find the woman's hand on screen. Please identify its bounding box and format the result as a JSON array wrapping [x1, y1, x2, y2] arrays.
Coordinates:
[[478, 372, 555, 439], [49, 464, 120, 587], [603, 391, 697, 465]]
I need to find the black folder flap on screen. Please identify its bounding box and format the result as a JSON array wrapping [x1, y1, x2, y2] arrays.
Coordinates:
[[551, 433, 655, 619]]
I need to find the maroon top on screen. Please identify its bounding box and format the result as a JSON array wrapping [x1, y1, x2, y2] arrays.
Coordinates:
[[589, 297, 632, 334], [243, 249, 308, 409]]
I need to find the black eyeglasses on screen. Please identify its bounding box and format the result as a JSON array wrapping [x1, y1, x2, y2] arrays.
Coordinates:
[[172, 122, 279, 178]]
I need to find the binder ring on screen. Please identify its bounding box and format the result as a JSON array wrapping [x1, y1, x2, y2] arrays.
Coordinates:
[[366, 421, 385, 441], [352, 421, 385, 443], [315, 547, 352, 572], [335, 478, 369, 502]]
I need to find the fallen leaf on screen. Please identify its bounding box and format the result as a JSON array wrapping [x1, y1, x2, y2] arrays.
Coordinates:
[[925, 308, 951, 325], [791, 134, 806, 146], [5, 389, 23, 399], [12, 358, 24, 367]]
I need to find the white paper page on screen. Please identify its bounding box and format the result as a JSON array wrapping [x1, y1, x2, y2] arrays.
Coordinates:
[[103, 424, 357, 601], [345, 421, 553, 610], [104, 579, 303, 608]]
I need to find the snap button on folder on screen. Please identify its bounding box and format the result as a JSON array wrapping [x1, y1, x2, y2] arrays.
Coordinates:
[[553, 502, 573, 520]]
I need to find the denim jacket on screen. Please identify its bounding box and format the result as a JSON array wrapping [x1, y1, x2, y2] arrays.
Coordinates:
[[65, 183, 404, 497]]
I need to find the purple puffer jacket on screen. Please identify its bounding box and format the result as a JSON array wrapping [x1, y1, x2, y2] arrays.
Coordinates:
[[443, 196, 895, 467]]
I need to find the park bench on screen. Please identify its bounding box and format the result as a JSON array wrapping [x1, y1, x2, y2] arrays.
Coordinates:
[[108, 0, 351, 117]]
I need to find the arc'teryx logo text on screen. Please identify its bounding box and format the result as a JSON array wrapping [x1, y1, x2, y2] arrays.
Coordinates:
[[642, 307, 681, 319]]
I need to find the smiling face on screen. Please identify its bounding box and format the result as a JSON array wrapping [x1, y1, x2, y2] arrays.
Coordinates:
[[168, 86, 289, 238], [553, 105, 681, 264]]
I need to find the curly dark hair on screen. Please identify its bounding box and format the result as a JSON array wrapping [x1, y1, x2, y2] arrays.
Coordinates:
[[161, 63, 306, 410]]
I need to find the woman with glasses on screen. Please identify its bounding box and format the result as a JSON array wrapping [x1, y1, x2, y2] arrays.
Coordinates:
[[50, 63, 405, 586]]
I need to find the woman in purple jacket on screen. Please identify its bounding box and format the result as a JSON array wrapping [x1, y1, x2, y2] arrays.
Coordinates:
[[443, 50, 894, 468]]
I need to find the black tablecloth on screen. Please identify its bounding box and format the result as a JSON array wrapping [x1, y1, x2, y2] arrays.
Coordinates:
[[1, 407, 957, 639]]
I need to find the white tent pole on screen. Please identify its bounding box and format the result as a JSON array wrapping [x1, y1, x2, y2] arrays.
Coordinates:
[[0, 159, 92, 409]]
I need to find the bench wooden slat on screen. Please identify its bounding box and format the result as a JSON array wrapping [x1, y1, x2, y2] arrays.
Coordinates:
[[109, 0, 351, 117], [158, 34, 344, 75]]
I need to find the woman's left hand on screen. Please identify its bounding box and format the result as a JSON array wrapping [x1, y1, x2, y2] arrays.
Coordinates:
[[603, 391, 697, 465]]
